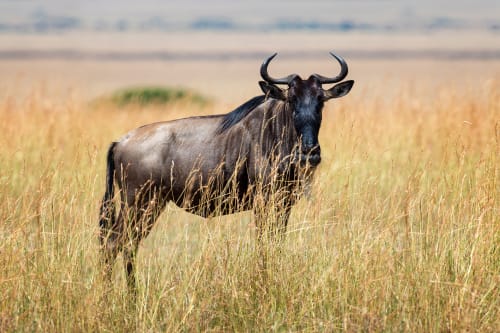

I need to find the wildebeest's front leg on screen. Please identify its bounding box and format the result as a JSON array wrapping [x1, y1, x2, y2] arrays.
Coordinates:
[[253, 195, 292, 242], [253, 198, 292, 278]]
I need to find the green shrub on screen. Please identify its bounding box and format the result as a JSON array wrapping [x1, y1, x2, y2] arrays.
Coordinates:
[[107, 86, 210, 106]]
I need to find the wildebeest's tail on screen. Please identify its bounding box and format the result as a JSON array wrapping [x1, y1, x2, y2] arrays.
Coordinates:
[[99, 142, 118, 234]]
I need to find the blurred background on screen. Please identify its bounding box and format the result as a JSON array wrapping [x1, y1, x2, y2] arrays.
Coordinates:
[[0, 0, 498, 102]]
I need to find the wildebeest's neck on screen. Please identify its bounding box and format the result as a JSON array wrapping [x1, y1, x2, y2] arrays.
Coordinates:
[[217, 95, 266, 134], [266, 99, 295, 143], [217, 97, 298, 166], [252, 99, 298, 159]]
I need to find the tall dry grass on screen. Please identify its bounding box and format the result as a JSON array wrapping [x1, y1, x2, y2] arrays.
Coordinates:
[[0, 79, 498, 332]]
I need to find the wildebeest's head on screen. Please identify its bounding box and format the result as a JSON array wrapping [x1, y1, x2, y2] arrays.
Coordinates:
[[259, 52, 354, 167]]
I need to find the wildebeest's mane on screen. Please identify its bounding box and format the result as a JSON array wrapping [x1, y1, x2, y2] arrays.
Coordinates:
[[217, 95, 266, 134]]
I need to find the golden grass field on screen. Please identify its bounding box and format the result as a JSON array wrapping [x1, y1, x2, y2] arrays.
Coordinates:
[[0, 44, 499, 331]]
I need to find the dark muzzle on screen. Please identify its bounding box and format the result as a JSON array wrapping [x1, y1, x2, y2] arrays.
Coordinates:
[[295, 145, 321, 167]]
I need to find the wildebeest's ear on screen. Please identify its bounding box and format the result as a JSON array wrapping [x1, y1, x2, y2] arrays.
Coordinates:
[[259, 81, 286, 101], [323, 80, 354, 101]]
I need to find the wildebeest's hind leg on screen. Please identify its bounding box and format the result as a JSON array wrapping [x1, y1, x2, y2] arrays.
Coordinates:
[[100, 179, 166, 298], [122, 186, 166, 297]]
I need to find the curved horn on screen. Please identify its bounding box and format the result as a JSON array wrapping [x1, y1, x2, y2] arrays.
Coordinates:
[[314, 52, 348, 84], [260, 53, 297, 85]]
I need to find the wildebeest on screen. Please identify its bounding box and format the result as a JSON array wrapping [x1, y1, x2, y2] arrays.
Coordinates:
[[99, 52, 354, 292]]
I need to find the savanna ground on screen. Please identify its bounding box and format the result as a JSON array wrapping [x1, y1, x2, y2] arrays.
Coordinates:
[[0, 32, 499, 332]]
